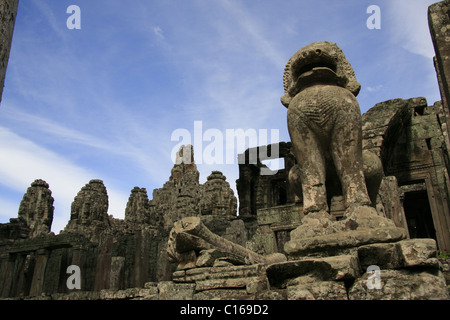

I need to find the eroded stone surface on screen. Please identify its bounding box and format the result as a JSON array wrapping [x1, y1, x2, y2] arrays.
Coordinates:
[[266, 254, 360, 289], [285, 227, 406, 258], [287, 280, 348, 300], [349, 269, 449, 300]]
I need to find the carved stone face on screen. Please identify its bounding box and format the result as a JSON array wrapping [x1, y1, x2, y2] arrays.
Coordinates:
[[80, 202, 91, 223], [281, 41, 361, 108]]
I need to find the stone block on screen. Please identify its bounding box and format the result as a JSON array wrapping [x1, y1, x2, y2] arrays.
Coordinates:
[[284, 226, 406, 258], [51, 291, 101, 300], [208, 264, 266, 279], [266, 254, 360, 288], [194, 289, 248, 300], [99, 287, 159, 300], [256, 204, 302, 227], [358, 239, 439, 271], [377, 176, 409, 232], [246, 276, 269, 294], [319, 255, 361, 281], [180, 267, 212, 283], [287, 281, 348, 300], [348, 269, 449, 300], [398, 239, 439, 268], [358, 242, 403, 270], [157, 281, 195, 300], [196, 249, 224, 268], [255, 289, 287, 300], [246, 226, 278, 255], [195, 276, 263, 291], [131, 288, 159, 300]]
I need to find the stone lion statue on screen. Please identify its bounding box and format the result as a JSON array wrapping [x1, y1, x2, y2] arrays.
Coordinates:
[[282, 41, 373, 217]]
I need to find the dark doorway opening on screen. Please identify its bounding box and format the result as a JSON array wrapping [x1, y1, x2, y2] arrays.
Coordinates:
[[403, 191, 437, 240], [272, 180, 287, 206]]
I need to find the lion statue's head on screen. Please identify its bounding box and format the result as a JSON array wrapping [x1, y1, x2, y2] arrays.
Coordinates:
[[281, 41, 361, 108]]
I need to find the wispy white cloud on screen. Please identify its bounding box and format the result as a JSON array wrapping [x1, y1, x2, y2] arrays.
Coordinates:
[[0, 195, 20, 223], [32, 0, 68, 42], [3, 108, 120, 153], [156, 0, 288, 138], [153, 26, 165, 40], [366, 85, 383, 93], [386, 0, 436, 59], [217, 0, 286, 68], [2, 102, 175, 189]]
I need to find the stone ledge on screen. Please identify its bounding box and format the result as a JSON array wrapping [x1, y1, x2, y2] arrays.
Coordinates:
[[358, 238, 439, 270], [349, 269, 449, 300], [173, 264, 267, 283], [266, 254, 360, 288], [287, 280, 348, 300], [193, 289, 248, 300], [195, 276, 267, 291], [284, 226, 407, 258]]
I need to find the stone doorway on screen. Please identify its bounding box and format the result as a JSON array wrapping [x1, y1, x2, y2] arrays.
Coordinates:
[[403, 190, 437, 241]]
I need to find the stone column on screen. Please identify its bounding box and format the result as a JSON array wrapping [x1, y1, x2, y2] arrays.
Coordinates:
[[70, 244, 96, 292], [94, 236, 113, 291], [0, 0, 19, 104], [428, 1, 450, 143], [29, 249, 49, 296], [42, 248, 66, 294], [0, 252, 14, 297], [109, 256, 125, 290]]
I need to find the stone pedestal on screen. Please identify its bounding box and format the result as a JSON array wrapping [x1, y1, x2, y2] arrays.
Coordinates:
[[267, 238, 449, 300], [284, 205, 408, 258]]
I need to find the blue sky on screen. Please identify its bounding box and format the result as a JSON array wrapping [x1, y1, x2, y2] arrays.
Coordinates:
[[0, 0, 442, 234]]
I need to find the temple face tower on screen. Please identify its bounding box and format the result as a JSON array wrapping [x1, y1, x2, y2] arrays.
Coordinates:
[[124, 187, 151, 225], [17, 179, 54, 238], [199, 171, 237, 216], [63, 179, 110, 240], [150, 145, 238, 229]]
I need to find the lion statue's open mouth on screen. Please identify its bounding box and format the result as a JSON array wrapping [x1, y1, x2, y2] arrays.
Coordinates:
[[281, 41, 360, 109]]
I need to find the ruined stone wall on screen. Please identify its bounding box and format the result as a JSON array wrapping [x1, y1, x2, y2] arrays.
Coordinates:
[[0, 0, 18, 104], [236, 142, 297, 217], [362, 97, 450, 254], [0, 145, 241, 298], [0, 179, 175, 298]]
